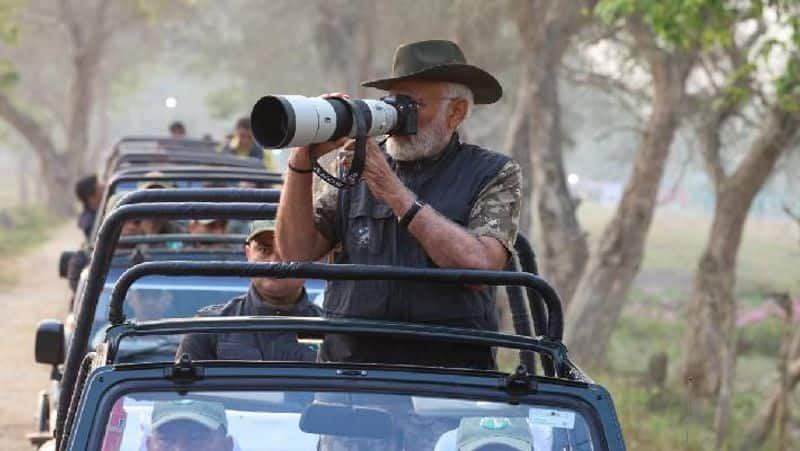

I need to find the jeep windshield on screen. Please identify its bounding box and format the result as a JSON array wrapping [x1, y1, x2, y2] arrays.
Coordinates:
[[91, 283, 244, 360], [90, 280, 325, 361], [99, 390, 596, 451]]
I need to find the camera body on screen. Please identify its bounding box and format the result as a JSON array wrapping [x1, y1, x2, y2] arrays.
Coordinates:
[[250, 94, 418, 149]]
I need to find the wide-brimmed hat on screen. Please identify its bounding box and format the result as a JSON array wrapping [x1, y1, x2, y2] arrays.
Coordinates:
[[362, 40, 502, 104]]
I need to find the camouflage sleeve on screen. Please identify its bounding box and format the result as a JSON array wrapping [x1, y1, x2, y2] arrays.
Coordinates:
[[467, 160, 522, 254], [312, 164, 340, 243]]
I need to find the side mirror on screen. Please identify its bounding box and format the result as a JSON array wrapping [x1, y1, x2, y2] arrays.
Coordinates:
[[300, 401, 393, 439], [35, 320, 65, 366], [58, 251, 76, 278]]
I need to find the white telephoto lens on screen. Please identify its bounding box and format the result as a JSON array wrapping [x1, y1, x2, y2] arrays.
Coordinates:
[[282, 96, 338, 147], [362, 99, 398, 136]]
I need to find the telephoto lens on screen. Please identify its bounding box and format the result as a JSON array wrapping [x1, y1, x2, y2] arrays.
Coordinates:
[[250, 94, 418, 148]]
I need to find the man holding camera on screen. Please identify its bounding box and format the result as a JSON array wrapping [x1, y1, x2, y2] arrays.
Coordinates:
[[276, 40, 521, 370]]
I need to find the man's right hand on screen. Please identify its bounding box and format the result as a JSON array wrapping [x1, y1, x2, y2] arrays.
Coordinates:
[[287, 92, 352, 171]]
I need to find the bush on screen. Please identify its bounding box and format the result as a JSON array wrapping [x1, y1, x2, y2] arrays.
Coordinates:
[[737, 317, 784, 357], [0, 205, 59, 256]]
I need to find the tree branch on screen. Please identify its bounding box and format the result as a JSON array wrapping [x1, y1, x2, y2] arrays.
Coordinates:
[[0, 91, 59, 161], [58, 0, 83, 49]]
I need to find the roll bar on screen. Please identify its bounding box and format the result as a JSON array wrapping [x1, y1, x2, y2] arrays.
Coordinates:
[[55, 202, 277, 445], [103, 317, 578, 380], [106, 261, 564, 338], [92, 187, 281, 242]]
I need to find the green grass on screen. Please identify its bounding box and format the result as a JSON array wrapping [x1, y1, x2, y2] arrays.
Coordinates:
[[597, 313, 799, 449], [0, 205, 63, 286], [575, 202, 800, 298]]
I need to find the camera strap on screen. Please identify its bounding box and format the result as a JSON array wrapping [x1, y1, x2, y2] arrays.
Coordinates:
[[312, 99, 368, 189]]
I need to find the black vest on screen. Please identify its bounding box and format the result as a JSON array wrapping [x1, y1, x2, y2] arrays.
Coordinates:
[[322, 136, 510, 368]]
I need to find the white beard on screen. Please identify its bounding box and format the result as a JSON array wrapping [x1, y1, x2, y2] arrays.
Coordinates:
[[386, 109, 451, 161]]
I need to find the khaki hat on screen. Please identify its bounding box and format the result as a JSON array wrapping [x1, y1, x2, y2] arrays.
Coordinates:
[[456, 417, 533, 451], [362, 40, 502, 104], [150, 399, 228, 431], [192, 218, 228, 225], [246, 219, 276, 242]]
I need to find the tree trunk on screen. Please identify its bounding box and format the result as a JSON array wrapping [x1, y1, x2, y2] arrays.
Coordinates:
[[564, 48, 691, 368], [738, 344, 800, 450], [505, 60, 533, 237], [66, 49, 98, 178], [18, 153, 29, 205], [682, 108, 800, 396], [514, 0, 591, 305], [0, 92, 74, 215]]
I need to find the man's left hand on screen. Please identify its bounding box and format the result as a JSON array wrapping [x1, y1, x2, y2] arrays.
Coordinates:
[[349, 138, 415, 216]]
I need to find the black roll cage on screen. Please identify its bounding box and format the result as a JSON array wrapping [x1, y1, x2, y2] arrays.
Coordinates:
[[102, 316, 578, 379], [111, 164, 277, 177], [92, 185, 281, 243], [104, 150, 264, 176], [55, 189, 555, 447], [56, 201, 278, 444], [106, 261, 563, 337]]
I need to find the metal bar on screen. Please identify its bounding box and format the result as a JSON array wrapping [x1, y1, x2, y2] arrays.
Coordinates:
[[106, 261, 565, 340], [115, 188, 280, 207], [104, 317, 571, 367], [112, 165, 275, 177], [118, 234, 247, 245], [56, 202, 277, 444], [92, 188, 280, 244]]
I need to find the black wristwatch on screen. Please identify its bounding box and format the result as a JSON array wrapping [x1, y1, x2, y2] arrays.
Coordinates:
[[399, 199, 426, 228]]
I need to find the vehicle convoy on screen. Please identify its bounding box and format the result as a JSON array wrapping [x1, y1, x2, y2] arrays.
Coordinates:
[[44, 260, 625, 451], [34, 188, 331, 447], [30, 186, 626, 450], [31, 131, 625, 449]]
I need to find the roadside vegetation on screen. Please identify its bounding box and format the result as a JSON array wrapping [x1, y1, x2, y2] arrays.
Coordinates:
[[0, 205, 63, 286], [591, 201, 800, 450]]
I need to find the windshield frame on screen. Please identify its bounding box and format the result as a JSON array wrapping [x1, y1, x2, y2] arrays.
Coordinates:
[[72, 364, 620, 451]]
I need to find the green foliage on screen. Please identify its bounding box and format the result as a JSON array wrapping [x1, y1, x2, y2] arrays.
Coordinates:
[[737, 317, 785, 357], [0, 0, 23, 43], [0, 58, 18, 90], [596, 0, 739, 50], [0, 205, 60, 256], [205, 85, 245, 121]]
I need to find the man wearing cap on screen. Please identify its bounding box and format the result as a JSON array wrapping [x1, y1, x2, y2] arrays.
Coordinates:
[[187, 218, 230, 248], [277, 39, 521, 370], [176, 220, 321, 361], [146, 399, 233, 451]]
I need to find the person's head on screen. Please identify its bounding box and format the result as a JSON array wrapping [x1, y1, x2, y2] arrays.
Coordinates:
[[169, 121, 187, 139], [244, 220, 304, 302], [75, 174, 104, 211], [147, 400, 232, 451], [188, 219, 228, 236], [231, 117, 254, 150], [385, 80, 473, 161], [127, 288, 173, 321], [361, 39, 501, 161]]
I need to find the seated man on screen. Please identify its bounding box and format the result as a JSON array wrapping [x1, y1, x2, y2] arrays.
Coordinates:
[[127, 289, 174, 322], [187, 218, 229, 236], [176, 220, 321, 361], [146, 399, 233, 451], [187, 218, 229, 249]]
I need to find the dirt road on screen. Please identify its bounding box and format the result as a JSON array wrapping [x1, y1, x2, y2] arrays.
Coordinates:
[[0, 224, 79, 450]]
